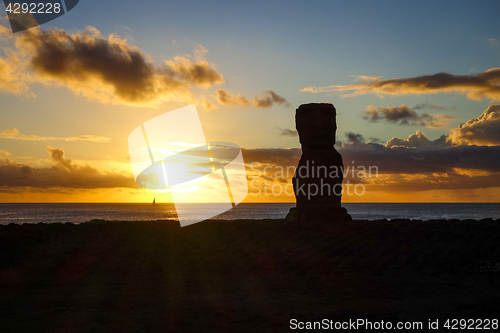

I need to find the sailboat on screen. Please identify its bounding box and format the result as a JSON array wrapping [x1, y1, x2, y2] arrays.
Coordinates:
[[152, 197, 158, 206]]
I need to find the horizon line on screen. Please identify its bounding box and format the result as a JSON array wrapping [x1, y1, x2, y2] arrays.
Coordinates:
[[1, 202, 499, 204]]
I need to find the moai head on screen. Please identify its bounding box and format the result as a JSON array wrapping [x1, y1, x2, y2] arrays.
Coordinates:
[[295, 103, 337, 147]]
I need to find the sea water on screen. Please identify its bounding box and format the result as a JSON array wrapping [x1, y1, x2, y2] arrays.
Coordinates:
[[0, 203, 499, 224]]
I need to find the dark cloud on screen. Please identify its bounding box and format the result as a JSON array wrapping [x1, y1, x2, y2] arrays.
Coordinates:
[[302, 68, 500, 102], [241, 116, 500, 192], [362, 104, 454, 128], [9, 27, 224, 105], [242, 144, 500, 189], [448, 104, 500, 146], [216, 89, 290, 108], [0, 146, 135, 189], [367, 172, 500, 192], [267, 90, 290, 106], [1, 25, 289, 110], [368, 137, 383, 144], [340, 144, 500, 175], [345, 132, 365, 146]]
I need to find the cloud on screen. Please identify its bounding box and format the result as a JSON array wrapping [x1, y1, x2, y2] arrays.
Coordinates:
[[368, 137, 383, 144], [201, 96, 218, 111], [301, 68, 500, 101], [0, 128, 110, 142], [0, 146, 134, 188], [0, 48, 33, 95], [0, 150, 12, 157], [1, 24, 290, 110], [345, 132, 366, 146], [216, 89, 290, 108], [413, 102, 451, 111], [363, 172, 500, 192], [275, 127, 298, 137], [242, 147, 301, 169], [351, 75, 384, 81], [242, 144, 500, 183], [241, 106, 500, 192], [448, 104, 500, 146], [343, 144, 500, 176], [385, 131, 450, 149], [163, 45, 224, 87], [266, 90, 290, 106], [3, 26, 224, 106], [46, 146, 75, 171], [362, 104, 455, 128], [216, 89, 249, 107]]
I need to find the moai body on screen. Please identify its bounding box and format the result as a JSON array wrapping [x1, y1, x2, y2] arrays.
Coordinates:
[[287, 103, 351, 222]]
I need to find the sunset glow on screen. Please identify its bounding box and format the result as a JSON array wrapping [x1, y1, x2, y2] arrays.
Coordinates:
[[1, 1, 499, 203]]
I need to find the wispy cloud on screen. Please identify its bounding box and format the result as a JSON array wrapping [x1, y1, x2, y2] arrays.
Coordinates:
[[201, 96, 219, 111], [0, 128, 110, 142], [487, 38, 499, 47], [301, 68, 500, 101], [216, 89, 290, 108]]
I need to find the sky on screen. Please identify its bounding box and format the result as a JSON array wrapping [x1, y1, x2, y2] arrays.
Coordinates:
[[0, 0, 500, 203]]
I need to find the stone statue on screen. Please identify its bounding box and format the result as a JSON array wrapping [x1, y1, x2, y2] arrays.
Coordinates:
[[286, 103, 351, 222]]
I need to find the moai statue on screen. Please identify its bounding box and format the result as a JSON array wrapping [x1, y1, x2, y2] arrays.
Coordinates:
[[286, 103, 351, 222]]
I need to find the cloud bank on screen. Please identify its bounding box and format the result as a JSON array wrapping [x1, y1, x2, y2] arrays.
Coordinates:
[[251, 105, 500, 193], [2, 104, 500, 195], [0, 147, 134, 189]]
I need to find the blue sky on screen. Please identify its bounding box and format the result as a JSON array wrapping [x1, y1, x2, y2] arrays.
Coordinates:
[[45, 0, 500, 145]]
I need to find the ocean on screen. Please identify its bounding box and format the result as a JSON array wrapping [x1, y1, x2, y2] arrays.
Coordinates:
[[0, 203, 499, 224]]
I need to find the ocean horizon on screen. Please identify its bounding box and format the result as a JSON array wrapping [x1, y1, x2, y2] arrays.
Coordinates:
[[1, 202, 499, 225]]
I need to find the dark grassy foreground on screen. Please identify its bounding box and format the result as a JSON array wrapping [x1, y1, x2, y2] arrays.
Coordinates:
[[0, 219, 499, 332]]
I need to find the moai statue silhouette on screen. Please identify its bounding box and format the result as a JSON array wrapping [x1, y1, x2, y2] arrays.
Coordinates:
[[287, 103, 352, 222]]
